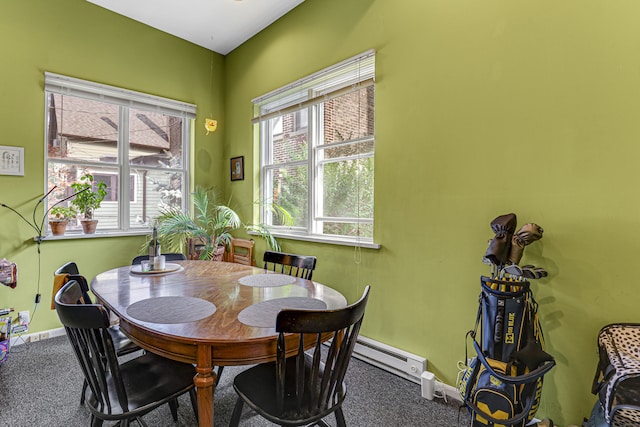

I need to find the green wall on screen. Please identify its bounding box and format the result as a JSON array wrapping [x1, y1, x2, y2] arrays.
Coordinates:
[[224, 0, 640, 424], [0, 0, 224, 347], [3, 0, 640, 424]]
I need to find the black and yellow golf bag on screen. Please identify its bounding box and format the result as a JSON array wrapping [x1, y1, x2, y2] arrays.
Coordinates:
[[459, 276, 556, 427]]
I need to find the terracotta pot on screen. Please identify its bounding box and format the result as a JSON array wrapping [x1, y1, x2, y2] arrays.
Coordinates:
[[49, 221, 68, 236], [81, 219, 98, 234]]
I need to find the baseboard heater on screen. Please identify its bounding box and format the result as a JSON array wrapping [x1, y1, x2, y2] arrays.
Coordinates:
[[345, 335, 426, 384]]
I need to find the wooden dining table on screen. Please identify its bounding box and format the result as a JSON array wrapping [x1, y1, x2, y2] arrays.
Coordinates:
[[90, 260, 347, 427]]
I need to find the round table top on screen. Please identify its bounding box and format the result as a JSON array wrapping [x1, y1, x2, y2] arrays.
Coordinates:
[[91, 260, 347, 345]]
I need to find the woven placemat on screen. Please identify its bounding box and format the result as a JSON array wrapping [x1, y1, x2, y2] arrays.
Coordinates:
[[238, 273, 297, 287], [126, 296, 216, 324], [238, 297, 327, 328]]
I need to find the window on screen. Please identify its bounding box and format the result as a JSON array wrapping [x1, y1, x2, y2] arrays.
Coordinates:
[[44, 73, 194, 235], [254, 51, 376, 246]]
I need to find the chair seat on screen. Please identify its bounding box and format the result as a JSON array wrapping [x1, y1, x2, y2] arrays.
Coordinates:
[[233, 358, 346, 426], [86, 352, 195, 418]]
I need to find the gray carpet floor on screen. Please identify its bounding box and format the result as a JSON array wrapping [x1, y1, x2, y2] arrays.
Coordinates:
[[0, 335, 469, 426]]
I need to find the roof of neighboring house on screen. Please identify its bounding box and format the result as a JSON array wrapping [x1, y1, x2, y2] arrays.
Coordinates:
[[52, 94, 174, 149]]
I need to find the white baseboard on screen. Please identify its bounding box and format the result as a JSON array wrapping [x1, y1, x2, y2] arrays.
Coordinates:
[[10, 327, 66, 347]]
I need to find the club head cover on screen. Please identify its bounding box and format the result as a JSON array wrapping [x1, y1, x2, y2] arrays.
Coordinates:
[[507, 223, 544, 265], [502, 264, 523, 277], [521, 265, 548, 279], [484, 213, 517, 265]]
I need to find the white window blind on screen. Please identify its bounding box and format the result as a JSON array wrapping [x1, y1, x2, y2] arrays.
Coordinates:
[[44, 72, 196, 119]]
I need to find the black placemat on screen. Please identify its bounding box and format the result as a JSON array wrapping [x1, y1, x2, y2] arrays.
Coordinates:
[[238, 273, 297, 287], [238, 297, 327, 328], [126, 296, 216, 324]]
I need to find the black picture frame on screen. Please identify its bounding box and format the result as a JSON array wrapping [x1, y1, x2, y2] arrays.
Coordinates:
[[230, 156, 244, 181]]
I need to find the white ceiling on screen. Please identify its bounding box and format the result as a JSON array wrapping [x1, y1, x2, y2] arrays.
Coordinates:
[[86, 0, 305, 55]]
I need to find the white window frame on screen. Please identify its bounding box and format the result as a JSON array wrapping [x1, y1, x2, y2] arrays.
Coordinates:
[[43, 72, 194, 238], [253, 51, 379, 248]]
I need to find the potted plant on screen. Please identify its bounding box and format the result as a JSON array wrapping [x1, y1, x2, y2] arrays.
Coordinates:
[[48, 206, 77, 236], [70, 174, 107, 234], [153, 187, 290, 260]]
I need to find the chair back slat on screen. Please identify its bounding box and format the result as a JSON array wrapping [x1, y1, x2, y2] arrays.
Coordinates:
[[131, 253, 186, 265], [230, 238, 255, 266], [263, 251, 317, 280], [274, 286, 370, 419]]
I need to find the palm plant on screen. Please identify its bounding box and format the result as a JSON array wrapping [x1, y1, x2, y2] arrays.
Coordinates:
[[154, 187, 290, 260]]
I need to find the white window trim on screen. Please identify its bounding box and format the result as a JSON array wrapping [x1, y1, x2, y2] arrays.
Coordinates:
[[43, 72, 193, 238], [254, 51, 378, 249]]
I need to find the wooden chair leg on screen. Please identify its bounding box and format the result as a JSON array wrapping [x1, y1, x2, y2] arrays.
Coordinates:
[[335, 408, 347, 427], [168, 398, 179, 421], [229, 397, 245, 427], [189, 388, 199, 422], [81, 379, 88, 404], [215, 365, 224, 387]]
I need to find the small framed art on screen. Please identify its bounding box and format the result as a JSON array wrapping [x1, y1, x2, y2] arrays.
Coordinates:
[[0, 146, 24, 176], [230, 156, 244, 181]]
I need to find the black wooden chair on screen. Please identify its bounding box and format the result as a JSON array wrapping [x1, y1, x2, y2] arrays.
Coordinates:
[[229, 286, 371, 427], [54, 262, 141, 404], [54, 280, 198, 427], [131, 253, 187, 265], [263, 251, 317, 280], [55, 262, 139, 356]]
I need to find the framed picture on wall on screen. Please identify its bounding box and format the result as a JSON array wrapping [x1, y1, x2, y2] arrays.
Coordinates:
[[0, 146, 24, 176], [230, 156, 244, 181]]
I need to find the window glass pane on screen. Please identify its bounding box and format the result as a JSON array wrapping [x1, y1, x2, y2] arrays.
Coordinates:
[[45, 74, 191, 237], [257, 52, 375, 243], [321, 140, 374, 160], [47, 93, 119, 163], [129, 108, 183, 168], [321, 157, 374, 219], [268, 165, 308, 227], [130, 169, 183, 228], [322, 86, 374, 144], [47, 163, 120, 230], [270, 114, 308, 164], [323, 222, 373, 239]]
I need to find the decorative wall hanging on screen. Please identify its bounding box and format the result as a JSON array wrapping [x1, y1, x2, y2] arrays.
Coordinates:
[[231, 156, 244, 181], [204, 118, 218, 135], [0, 258, 17, 289], [0, 146, 24, 176]]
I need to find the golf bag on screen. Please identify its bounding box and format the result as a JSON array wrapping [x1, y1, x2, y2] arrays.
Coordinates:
[[459, 276, 555, 427], [588, 323, 640, 427]]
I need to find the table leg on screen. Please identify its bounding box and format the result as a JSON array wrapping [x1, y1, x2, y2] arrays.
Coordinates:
[[194, 344, 215, 427]]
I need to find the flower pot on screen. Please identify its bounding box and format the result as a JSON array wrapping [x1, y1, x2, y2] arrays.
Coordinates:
[[81, 219, 98, 234], [49, 221, 68, 236]]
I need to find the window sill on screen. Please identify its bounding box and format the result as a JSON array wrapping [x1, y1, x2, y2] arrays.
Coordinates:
[[37, 230, 149, 241], [248, 230, 380, 249]]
